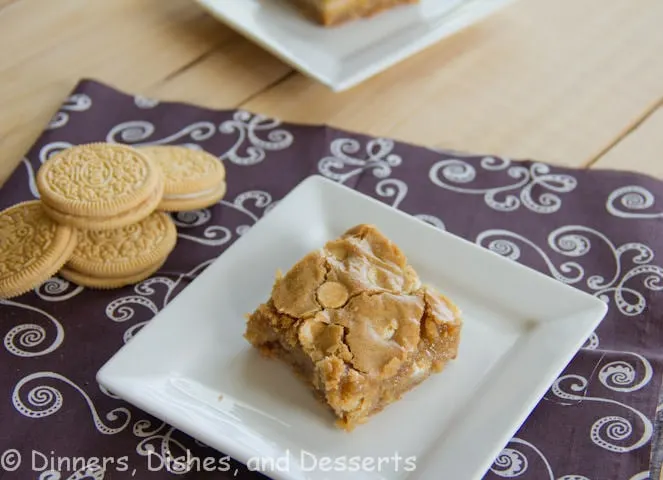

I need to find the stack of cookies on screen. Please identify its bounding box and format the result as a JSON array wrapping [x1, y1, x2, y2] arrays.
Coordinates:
[[0, 142, 227, 299]]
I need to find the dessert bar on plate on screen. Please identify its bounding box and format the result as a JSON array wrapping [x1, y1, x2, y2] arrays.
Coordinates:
[[245, 224, 462, 430], [195, 0, 517, 91], [97, 176, 607, 480], [289, 0, 419, 26]]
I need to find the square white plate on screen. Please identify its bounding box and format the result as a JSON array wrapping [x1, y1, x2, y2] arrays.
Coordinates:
[[194, 0, 516, 91], [97, 175, 607, 480]]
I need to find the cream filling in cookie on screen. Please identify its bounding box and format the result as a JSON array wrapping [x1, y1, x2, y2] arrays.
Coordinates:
[[163, 187, 220, 200]]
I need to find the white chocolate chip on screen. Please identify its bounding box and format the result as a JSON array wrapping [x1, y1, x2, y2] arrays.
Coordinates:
[[317, 281, 349, 309]]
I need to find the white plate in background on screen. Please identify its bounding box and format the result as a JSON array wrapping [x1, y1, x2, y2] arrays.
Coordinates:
[[98, 175, 607, 480], [194, 0, 516, 91]]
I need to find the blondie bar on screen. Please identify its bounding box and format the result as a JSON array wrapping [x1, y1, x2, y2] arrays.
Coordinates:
[[288, 0, 420, 26], [244, 224, 462, 430]]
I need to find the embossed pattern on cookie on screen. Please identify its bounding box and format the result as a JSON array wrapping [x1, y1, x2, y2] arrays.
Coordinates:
[[0, 201, 77, 298], [37, 143, 161, 217], [39, 175, 164, 231], [141, 146, 227, 212], [141, 146, 225, 192], [66, 211, 177, 277]]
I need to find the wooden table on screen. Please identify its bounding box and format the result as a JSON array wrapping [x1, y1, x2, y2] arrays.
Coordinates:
[[1, 0, 663, 186]]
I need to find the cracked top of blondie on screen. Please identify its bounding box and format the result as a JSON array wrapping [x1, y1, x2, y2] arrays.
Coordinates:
[[269, 224, 461, 382]]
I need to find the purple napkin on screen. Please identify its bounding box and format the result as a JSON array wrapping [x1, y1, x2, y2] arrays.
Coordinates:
[[0, 79, 661, 480]]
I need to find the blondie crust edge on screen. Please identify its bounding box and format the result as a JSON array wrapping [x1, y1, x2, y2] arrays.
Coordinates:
[[287, 0, 420, 26]]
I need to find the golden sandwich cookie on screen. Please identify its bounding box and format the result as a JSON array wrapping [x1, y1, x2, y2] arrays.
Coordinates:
[[61, 211, 177, 289], [37, 143, 164, 230], [59, 259, 166, 290], [141, 146, 226, 211], [0, 201, 77, 298]]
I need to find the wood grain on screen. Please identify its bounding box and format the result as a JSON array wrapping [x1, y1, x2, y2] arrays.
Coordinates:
[[245, 0, 663, 168], [0, 0, 18, 10], [0, 0, 290, 183], [149, 37, 292, 110], [1, 0, 663, 185], [591, 106, 663, 179]]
